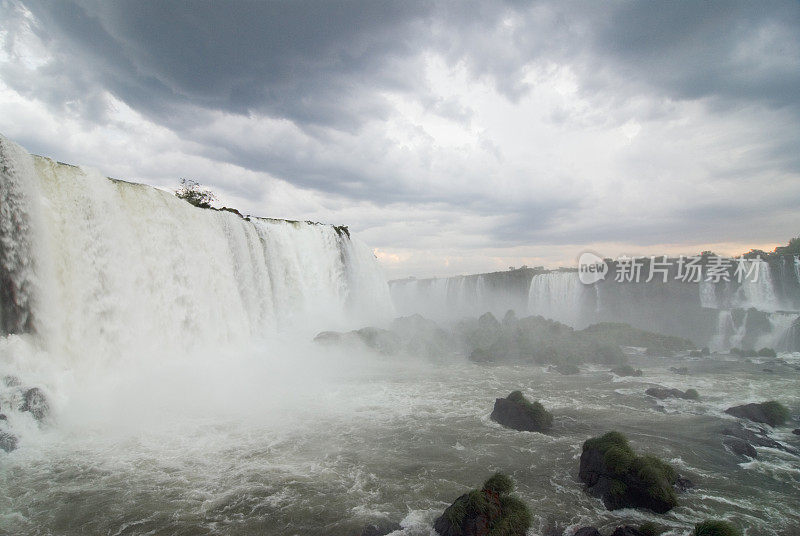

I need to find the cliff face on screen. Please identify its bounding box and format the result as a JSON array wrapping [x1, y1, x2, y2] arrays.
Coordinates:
[[390, 258, 800, 351]]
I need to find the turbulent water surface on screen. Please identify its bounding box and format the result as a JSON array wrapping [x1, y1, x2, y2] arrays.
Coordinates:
[[1, 346, 799, 536]]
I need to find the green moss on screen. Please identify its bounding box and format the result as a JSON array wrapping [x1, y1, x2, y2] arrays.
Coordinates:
[[583, 431, 679, 510], [583, 431, 630, 453], [685, 388, 700, 400], [483, 472, 514, 495], [506, 391, 553, 430], [489, 495, 531, 536], [694, 520, 742, 536], [761, 401, 790, 426], [444, 495, 468, 527]]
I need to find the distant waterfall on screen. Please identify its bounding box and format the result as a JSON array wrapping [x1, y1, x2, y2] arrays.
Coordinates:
[[0, 135, 393, 362], [527, 272, 587, 327]]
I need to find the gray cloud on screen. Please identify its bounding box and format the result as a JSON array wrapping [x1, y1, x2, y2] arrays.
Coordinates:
[[1, 0, 799, 276]]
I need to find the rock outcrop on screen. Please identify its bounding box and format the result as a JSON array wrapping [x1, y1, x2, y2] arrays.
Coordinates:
[[645, 387, 699, 400], [433, 473, 530, 536], [578, 431, 682, 513], [725, 401, 790, 427], [490, 391, 553, 432]]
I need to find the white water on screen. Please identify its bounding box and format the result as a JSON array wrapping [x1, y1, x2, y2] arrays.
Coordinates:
[[527, 272, 586, 327], [0, 135, 394, 438]]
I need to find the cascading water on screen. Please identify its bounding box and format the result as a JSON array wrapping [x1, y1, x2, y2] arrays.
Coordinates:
[[0, 135, 394, 441], [527, 271, 587, 327]]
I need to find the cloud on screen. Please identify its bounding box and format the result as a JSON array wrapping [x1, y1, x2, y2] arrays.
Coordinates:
[[0, 0, 798, 277]]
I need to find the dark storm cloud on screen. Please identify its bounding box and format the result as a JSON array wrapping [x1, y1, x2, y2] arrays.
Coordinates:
[[2, 0, 799, 255]]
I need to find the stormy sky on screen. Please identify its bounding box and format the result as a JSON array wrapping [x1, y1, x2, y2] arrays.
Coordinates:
[[1, 1, 798, 278]]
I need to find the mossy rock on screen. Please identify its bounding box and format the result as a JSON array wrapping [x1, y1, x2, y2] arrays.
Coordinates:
[[433, 473, 531, 536], [757, 347, 777, 358], [579, 431, 680, 513], [694, 520, 741, 536], [490, 391, 553, 432], [725, 401, 791, 427]]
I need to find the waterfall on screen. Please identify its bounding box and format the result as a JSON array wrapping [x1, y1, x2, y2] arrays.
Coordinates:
[[731, 259, 782, 312], [527, 272, 586, 327], [0, 135, 393, 363]]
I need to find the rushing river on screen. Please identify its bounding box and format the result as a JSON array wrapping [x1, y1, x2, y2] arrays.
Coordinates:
[[1, 345, 798, 536]]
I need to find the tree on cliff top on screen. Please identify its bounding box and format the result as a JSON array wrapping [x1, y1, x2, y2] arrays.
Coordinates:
[[175, 178, 216, 209]]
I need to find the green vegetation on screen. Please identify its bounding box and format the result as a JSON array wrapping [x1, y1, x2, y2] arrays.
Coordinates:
[[694, 520, 741, 536], [507, 391, 554, 430], [441, 473, 531, 536], [582, 431, 678, 510], [483, 472, 514, 494], [175, 178, 216, 208], [761, 401, 790, 426], [684, 388, 700, 400]]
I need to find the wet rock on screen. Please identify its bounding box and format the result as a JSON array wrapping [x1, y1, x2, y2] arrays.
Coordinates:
[[645, 387, 699, 400], [358, 520, 402, 536], [669, 367, 690, 375], [725, 401, 790, 427], [20, 387, 49, 421], [675, 476, 694, 491], [579, 431, 680, 514], [610, 365, 642, 377], [574, 529, 601, 536], [722, 437, 757, 459], [490, 391, 553, 432], [792, 429, 800, 436], [0, 431, 17, 452], [720, 424, 798, 455], [554, 363, 580, 375], [0, 414, 6, 421], [433, 473, 530, 536], [611, 527, 646, 536]]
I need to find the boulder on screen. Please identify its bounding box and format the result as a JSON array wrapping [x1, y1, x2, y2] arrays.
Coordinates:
[[792, 429, 800, 436], [0, 431, 17, 453], [645, 387, 698, 400], [669, 367, 690, 375], [20, 387, 49, 421], [721, 424, 796, 454], [725, 401, 790, 427], [694, 520, 741, 536], [611, 527, 646, 536], [433, 473, 530, 536], [611, 365, 642, 377], [574, 529, 601, 536], [722, 437, 757, 459], [490, 391, 553, 432], [554, 363, 580, 375], [578, 431, 680, 513]]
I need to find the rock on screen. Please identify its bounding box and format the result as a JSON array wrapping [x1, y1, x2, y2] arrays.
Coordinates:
[[578, 431, 680, 513], [0, 431, 17, 452], [694, 519, 742, 536], [574, 528, 602, 536], [722, 437, 757, 459], [669, 367, 690, 375], [20, 387, 49, 421], [792, 429, 800, 436], [358, 520, 402, 536], [611, 527, 646, 536], [490, 391, 553, 432], [645, 387, 698, 400], [611, 365, 642, 377], [720, 424, 798, 455], [725, 401, 790, 427], [675, 476, 694, 491], [433, 473, 530, 536], [0, 414, 6, 421]]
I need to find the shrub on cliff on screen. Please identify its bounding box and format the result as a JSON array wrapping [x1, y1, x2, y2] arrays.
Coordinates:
[[175, 178, 216, 209]]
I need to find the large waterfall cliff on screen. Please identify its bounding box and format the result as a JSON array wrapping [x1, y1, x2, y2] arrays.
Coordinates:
[[0, 135, 393, 362], [390, 260, 800, 352]]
